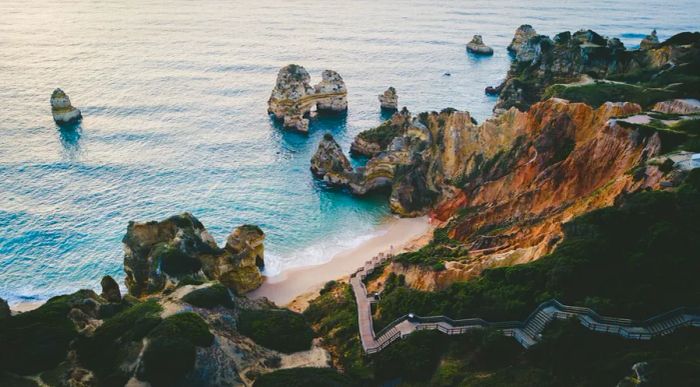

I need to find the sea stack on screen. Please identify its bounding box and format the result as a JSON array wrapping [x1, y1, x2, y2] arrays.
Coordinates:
[[268, 64, 348, 133], [100, 275, 122, 303], [640, 29, 659, 49], [379, 87, 399, 111], [310, 133, 353, 186], [466, 35, 494, 55], [507, 24, 538, 55], [0, 297, 10, 319], [50, 88, 82, 125]]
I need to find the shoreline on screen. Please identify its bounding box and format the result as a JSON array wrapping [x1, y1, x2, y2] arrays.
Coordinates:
[[249, 215, 435, 311]]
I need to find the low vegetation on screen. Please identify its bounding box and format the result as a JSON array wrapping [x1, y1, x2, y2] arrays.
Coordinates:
[[238, 308, 313, 353], [182, 283, 234, 308], [357, 120, 403, 149], [253, 367, 353, 387]]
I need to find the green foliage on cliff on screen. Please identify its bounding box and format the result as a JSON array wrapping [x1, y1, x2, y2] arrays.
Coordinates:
[[357, 120, 402, 149], [393, 227, 469, 268], [253, 367, 353, 387], [304, 282, 371, 380], [377, 169, 700, 327], [141, 313, 213, 387], [0, 293, 80, 375], [543, 82, 676, 108], [182, 283, 234, 308], [238, 308, 313, 353]]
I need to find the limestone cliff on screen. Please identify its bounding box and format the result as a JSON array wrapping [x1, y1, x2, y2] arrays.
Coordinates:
[[378, 87, 398, 111], [310, 133, 353, 186], [123, 213, 265, 296], [268, 64, 347, 133]]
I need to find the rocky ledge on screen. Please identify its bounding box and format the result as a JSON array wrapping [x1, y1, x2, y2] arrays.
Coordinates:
[[123, 213, 265, 296], [466, 35, 494, 55], [267, 64, 347, 133], [50, 88, 82, 125], [378, 86, 399, 110]]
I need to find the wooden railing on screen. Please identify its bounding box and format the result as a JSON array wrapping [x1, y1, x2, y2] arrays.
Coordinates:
[[350, 253, 700, 354]]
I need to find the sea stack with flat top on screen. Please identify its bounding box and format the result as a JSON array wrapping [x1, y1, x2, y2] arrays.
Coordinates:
[[466, 35, 494, 55], [50, 88, 82, 125]]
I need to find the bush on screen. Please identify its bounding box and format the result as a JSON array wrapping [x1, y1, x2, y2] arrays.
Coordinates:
[[253, 367, 353, 387], [149, 312, 214, 347], [141, 336, 195, 387], [238, 309, 313, 353], [182, 283, 233, 309]]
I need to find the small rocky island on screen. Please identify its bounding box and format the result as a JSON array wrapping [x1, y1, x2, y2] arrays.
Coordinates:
[[378, 87, 398, 110], [50, 88, 82, 125], [267, 64, 348, 133], [466, 35, 494, 55]]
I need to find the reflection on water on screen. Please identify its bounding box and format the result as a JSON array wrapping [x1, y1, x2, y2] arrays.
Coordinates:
[[57, 122, 83, 160]]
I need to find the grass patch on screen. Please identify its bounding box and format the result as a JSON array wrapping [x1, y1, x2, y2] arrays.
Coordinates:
[[239, 309, 313, 353], [543, 82, 676, 109]]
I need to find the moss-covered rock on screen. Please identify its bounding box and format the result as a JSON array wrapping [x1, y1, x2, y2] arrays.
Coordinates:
[[182, 283, 234, 309]]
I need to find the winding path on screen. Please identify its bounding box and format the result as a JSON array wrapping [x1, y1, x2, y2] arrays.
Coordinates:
[[349, 254, 700, 354]]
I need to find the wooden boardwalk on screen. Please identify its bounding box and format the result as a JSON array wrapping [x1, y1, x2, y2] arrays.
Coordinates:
[[349, 253, 700, 354]]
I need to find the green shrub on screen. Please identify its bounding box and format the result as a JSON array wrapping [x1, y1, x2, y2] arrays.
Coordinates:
[[357, 121, 403, 148], [0, 294, 79, 375], [182, 283, 233, 309], [543, 82, 676, 108], [141, 336, 195, 387], [253, 367, 353, 387], [238, 309, 313, 353], [149, 312, 214, 347], [372, 330, 447, 382]]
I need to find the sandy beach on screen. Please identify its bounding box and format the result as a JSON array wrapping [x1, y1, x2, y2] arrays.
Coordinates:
[[248, 215, 435, 311]]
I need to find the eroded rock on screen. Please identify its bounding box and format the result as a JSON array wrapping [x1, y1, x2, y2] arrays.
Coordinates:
[[379, 87, 398, 111], [466, 35, 494, 55], [507, 24, 538, 56], [100, 275, 122, 303], [0, 297, 10, 319], [652, 99, 700, 114], [51, 88, 82, 125], [310, 133, 353, 186], [268, 64, 347, 133], [640, 30, 659, 50]]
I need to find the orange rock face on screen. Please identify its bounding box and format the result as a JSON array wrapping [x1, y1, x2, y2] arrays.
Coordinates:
[[405, 98, 666, 290]]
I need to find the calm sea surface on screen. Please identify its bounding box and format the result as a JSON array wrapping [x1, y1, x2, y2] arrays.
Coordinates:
[[0, 0, 697, 304]]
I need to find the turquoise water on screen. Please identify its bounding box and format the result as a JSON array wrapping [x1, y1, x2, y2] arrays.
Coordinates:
[[0, 0, 697, 304]]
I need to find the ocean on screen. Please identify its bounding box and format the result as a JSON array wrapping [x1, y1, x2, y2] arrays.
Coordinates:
[[0, 0, 696, 304]]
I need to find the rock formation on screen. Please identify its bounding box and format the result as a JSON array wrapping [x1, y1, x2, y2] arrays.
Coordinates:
[[199, 224, 266, 294], [350, 107, 411, 157], [507, 24, 538, 56], [50, 88, 82, 125], [268, 64, 347, 133], [0, 297, 10, 319], [100, 275, 122, 303], [379, 87, 398, 110], [652, 99, 700, 115], [466, 35, 494, 55], [123, 213, 265, 296], [310, 133, 353, 185], [490, 29, 699, 112], [640, 30, 659, 49]]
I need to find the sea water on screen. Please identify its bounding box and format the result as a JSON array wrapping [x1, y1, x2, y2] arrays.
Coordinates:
[[0, 0, 696, 304]]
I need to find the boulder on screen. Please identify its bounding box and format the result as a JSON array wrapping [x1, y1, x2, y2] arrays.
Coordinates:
[[640, 30, 659, 50], [100, 275, 122, 303], [199, 225, 266, 294], [466, 35, 494, 55], [268, 64, 347, 133], [507, 25, 538, 56], [652, 99, 700, 114], [0, 297, 10, 319], [378, 87, 398, 111], [310, 133, 354, 185], [51, 88, 82, 125]]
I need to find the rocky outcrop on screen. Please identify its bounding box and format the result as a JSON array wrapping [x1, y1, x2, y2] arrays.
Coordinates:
[[652, 99, 700, 114], [310, 133, 353, 185], [51, 88, 82, 125], [199, 224, 266, 294], [350, 108, 412, 157], [507, 24, 538, 56], [268, 64, 347, 133], [100, 275, 121, 303], [491, 29, 698, 112], [379, 87, 398, 110], [640, 30, 659, 50], [466, 35, 494, 55], [0, 297, 10, 319], [123, 213, 265, 296]]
